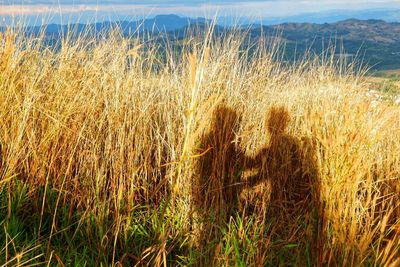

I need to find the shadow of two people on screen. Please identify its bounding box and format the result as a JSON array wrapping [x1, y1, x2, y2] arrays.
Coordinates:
[[192, 104, 324, 262]]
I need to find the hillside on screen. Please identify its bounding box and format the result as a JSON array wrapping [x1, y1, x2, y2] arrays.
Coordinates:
[[250, 19, 400, 69], [272, 19, 400, 43], [2, 15, 400, 69]]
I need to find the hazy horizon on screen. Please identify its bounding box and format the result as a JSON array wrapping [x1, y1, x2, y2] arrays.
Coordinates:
[[1, 0, 400, 25]]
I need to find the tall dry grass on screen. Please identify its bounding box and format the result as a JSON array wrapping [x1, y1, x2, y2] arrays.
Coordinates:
[[0, 26, 399, 266]]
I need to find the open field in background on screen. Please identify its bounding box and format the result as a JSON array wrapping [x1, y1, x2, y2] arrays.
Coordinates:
[[371, 69, 400, 78], [365, 69, 400, 105], [0, 27, 399, 266]]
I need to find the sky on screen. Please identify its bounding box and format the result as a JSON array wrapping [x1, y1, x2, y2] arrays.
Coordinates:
[[0, 0, 400, 24]]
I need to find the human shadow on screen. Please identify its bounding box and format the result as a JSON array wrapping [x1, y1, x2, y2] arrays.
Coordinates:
[[244, 106, 325, 264], [192, 105, 325, 265], [191, 104, 244, 261]]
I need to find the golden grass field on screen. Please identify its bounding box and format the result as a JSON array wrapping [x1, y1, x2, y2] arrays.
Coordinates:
[[0, 27, 399, 266]]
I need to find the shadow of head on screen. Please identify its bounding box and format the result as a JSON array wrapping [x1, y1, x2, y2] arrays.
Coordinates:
[[266, 106, 290, 137], [210, 105, 239, 143]]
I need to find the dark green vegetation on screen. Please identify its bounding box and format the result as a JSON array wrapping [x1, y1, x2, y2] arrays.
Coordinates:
[[0, 182, 189, 266]]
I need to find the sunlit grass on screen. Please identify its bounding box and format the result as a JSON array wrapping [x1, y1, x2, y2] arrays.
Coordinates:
[[0, 25, 399, 266]]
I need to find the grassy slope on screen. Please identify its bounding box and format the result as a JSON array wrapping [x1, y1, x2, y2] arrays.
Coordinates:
[[0, 28, 399, 266]]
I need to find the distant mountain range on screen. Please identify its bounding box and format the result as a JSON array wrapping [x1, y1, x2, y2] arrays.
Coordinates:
[[236, 17, 400, 70], [262, 19, 400, 70], [259, 9, 400, 25], [2, 14, 400, 70], [5, 15, 210, 35]]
